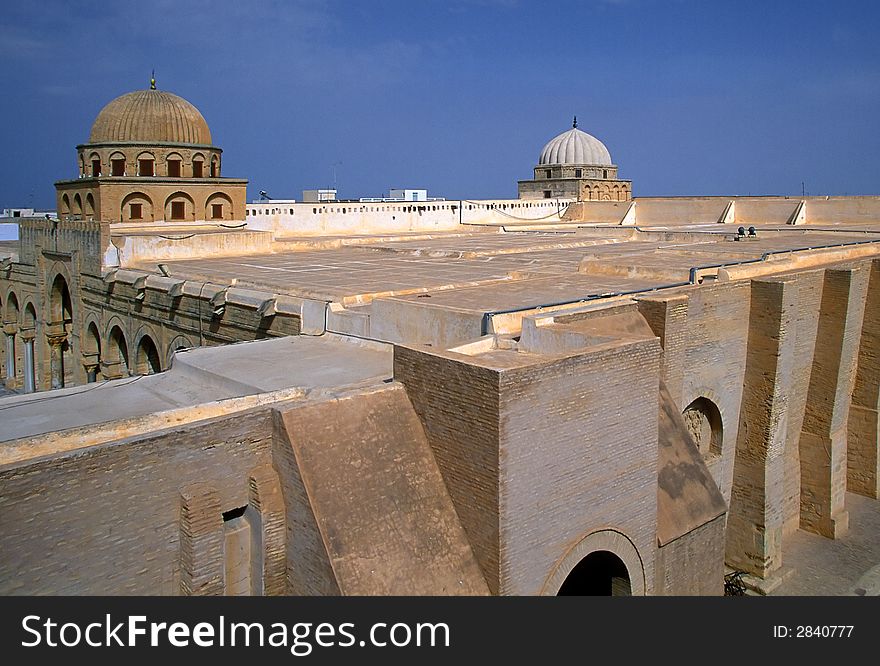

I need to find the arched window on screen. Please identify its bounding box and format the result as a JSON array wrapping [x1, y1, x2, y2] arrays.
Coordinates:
[[164, 192, 195, 221], [72, 194, 83, 216], [137, 152, 155, 177], [122, 193, 153, 223], [205, 192, 233, 221], [90, 152, 102, 177], [192, 153, 205, 178], [166, 152, 183, 178], [210, 156, 219, 177], [110, 151, 126, 176], [683, 397, 723, 458]]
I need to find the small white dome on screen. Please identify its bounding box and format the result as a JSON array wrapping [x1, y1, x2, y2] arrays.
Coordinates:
[[539, 122, 612, 166]]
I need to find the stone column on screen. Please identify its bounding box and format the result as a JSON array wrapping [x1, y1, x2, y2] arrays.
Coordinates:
[[848, 259, 880, 499], [726, 278, 796, 577], [82, 352, 99, 384], [21, 329, 36, 394], [799, 267, 869, 539], [47, 333, 67, 390], [4, 323, 16, 386], [85, 363, 99, 383]]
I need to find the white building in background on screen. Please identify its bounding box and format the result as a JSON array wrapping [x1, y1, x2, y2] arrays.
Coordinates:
[[2, 208, 57, 218], [302, 189, 337, 202], [360, 188, 444, 203]]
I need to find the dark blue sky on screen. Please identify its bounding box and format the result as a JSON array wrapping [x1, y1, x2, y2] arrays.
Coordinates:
[[2, 0, 879, 208]]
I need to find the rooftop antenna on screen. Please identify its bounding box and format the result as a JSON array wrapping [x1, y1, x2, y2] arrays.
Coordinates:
[[150, 69, 156, 90], [573, 115, 578, 129], [332, 161, 342, 192]]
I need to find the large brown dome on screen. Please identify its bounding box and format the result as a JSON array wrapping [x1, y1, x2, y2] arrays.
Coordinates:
[[88, 89, 212, 144]]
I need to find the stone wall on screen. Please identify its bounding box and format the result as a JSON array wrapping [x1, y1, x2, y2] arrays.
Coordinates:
[[0, 406, 279, 595], [655, 515, 726, 595]]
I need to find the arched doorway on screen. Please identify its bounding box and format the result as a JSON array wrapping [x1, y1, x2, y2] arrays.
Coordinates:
[[557, 551, 632, 596], [107, 325, 129, 378], [135, 335, 161, 375], [49, 274, 73, 389]]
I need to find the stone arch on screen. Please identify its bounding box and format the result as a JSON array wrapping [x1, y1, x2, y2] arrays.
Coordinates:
[[60, 194, 71, 216], [79, 154, 85, 177], [165, 151, 184, 178], [205, 192, 233, 221], [3, 291, 20, 381], [191, 152, 205, 178], [49, 272, 73, 326], [88, 151, 102, 177], [82, 317, 102, 382], [4, 290, 19, 324], [542, 529, 646, 596], [106, 324, 130, 377], [85, 192, 95, 218], [166, 334, 195, 367], [683, 395, 724, 459], [164, 191, 195, 222], [121, 191, 154, 223], [48, 272, 74, 388], [22, 301, 37, 330], [210, 155, 219, 177], [72, 193, 83, 216], [134, 332, 161, 375], [109, 150, 127, 176], [137, 150, 156, 176]]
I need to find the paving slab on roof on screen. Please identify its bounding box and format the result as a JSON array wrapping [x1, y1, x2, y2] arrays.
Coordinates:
[[379, 273, 661, 313]]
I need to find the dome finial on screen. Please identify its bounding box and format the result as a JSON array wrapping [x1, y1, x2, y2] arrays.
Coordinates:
[[572, 115, 577, 129], [150, 69, 156, 90]]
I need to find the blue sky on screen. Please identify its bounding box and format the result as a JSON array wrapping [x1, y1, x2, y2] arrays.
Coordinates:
[[2, 0, 879, 207]]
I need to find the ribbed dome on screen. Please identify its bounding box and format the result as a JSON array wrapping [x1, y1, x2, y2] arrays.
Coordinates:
[[539, 126, 612, 166], [89, 89, 212, 144]]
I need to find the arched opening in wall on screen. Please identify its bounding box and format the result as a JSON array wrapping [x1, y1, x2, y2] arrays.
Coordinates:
[[137, 151, 155, 177], [557, 551, 632, 596], [205, 192, 233, 221], [60, 194, 70, 217], [166, 336, 194, 367], [166, 152, 183, 178], [210, 156, 218, 178], [50, 274, 73, 328], [50, 274, 73, 388], [110, 151, 127, 176], [85, 193, 95, 219], [84, 321, 101, 383], [135, 335, 161, 375], [192, 153, 205, 178], [121, 192, 153, 223], [108, 325, 129, 377], [89, 152, 101, 177], [165, 192, 194, 221], [79, 155, 85, 177], [23, 302, 36, 330], [73, 193, 83, 217], [683, 396, 723, 459], [5, 292, 20, 379], [22, 303, 37, 391]]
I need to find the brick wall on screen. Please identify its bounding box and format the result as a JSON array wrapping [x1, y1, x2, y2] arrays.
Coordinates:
[[0, 407, 277, 594]]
